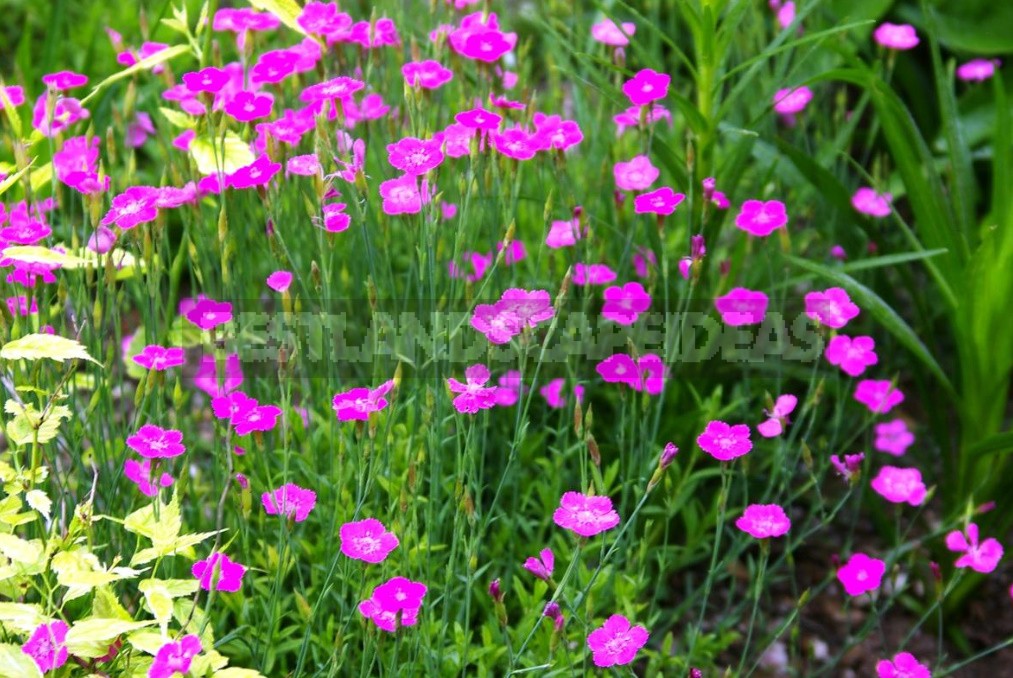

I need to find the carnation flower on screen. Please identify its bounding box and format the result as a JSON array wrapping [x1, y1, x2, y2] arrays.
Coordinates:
[[874, 419, 914, 457], [736, 503, 791, 538], [804, 287, 859, 328], [22, 621, 68, 672], [340, 518, 399, 563], [149, 635, 202, 678], [825, 335, 878, 377], [448, 364, 498, 414], [586, 614, 649, 667], [127, 424, 186, 459], [837, 552, 886, 596], [613, 155, 659, 191], [192, 552, 246, 592], [876, 652, 931, 678], [553, 491, 621, 537], [523, 548, 555, 581], [602, 282, 652, 325], [735, 199, 787, 236], [358, 576, 427, 632], [854, 380, 904, 414], [946, 523, 1004, 573], [874, 23, 919, 50], [697, 420, 753, 461], [622, 68, 670, 106], [870, 466, 927, 506], [262, 483, 317, 522], [757, 394, 797, 438], [852, 187, 892, 217], [591, 19, 635, 46]]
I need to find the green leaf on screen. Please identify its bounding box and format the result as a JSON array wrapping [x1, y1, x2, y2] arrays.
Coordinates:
[[0, 644, 43, 678], [1, 245, 88, 268], [786, 254, 954, 396], [190, 132, 256, 175], [839, 249, 949, 273], [4, 400, 73, 446], [158, 106, 197, 129], [247, 0, 306, 35], [0, 161, 33, 199], [0, 603, 47, 634], [969, 431, 1013, 458], [65, 618, 157, 658], [82, 44, 192, 105], [1, 334, 98, 364]]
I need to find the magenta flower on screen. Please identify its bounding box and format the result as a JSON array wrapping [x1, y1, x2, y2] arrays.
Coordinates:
[[757, 394, 798, 438], [602, 282, 652, 325], [224, 90, 274, 122], [596, 353, 640, 387], [574, 263, 617, 286], [379, 175, 427, 215], [614, 103, 672, 135], [825, 335, 878, 377], [498, 289, 555, 328], [101, 186, 160, 229], [852, 187, 892, 217], [874, 419, 914, 457], [837, 552, 886, 596], [523, 548, 555, 581], [192, 352, 243, 397], [804, 287, 860, 328], [182, 67, 229, 93], [32, 94, 89, 137], [491, 127, 539, 160], [532, 113, 584, 151], [287, 154, 321, 177], [471, 303, 523, 344], [448, 364, 498, 414], [622, 68, 671, 106], [495, 371, 524, 407], [735, 199, 787, 236], [229, 154, 281, 189], [127, 424, 186, 459], [586, 614, 649, 668], [403, 60, 453, 89], [124, 458, 174, 497], [553, 491, 621, 537], [358, 577, 428, 632], [876, 652, 931, 678], [871, 466, 927, 506], [185, 297, 233, 330], [149, 635, 202, 678], [192, 552, 246, 592], [855, 379, 905, 414], [736, 503, 791, 538], [456, 106, 502, 130], [297, 1, 351, 34], [831, 452, 865, 483], [262, 483, 317, 522], [233, 403, 283, 436], [613, 155, 659, 191], [387, 137, 444, 175], [266, 270, 293, 292], [213, 8, 280, 32], [874, 23, 919, 50], [458, 29, 516, 62], [539, 379, 585, 409], [773, 86, 812, 115], [211, 391, 257, 425], [0, 85, 25, 109], [332, 380, 395, 421], [957, 58, 1000, 83], [546, 217, 585, 248], [340, 518, 400, 563], [300, 76, 364, 105], [633, 187, 685, 215], [22, 621, 68, 672], [591, 19, 635, 46], [132, 345, 185, 371], [633, 354, 668, 395], [715, 287, 769, 326], [42, 70, 87, 91], [698, 421, 752, 461], [946, 523, 1004, 573]]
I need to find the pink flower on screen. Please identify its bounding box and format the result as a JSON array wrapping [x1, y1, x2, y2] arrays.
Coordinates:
[[837, 552, 886, 596], [633, 187, 685, 215], [182, 67, 229, 93], [42, 70, 87, 91], [233, 403, 283, 436], [192, 552, 246, 592], [876, 652, 931, 678], [591, 19, 635, 46], [874, 419, 914, 457], [586, 614, 649, 668], [874, 23, 919, 50], [715, 287, 769, 326], [852, 187, 892, 217], [498, 288, 555, 328], [735, 199, 787, 236], [946, 523, 1004, 573], [539, 379, 585, 409], [458, 29, 516, 62], [775, 1, 796, 29], [22, 621, 68, 672], [495, 371, 524, 407], [149, 635, 202, 678], [32, 94, 89, 137], [403, 60, 453, 89], [633, 247, 657, 278], [613, 104, 673, 135], [300, 76, 364, 105], [957, 59, 1001, 83], [574, 263, 617, 286], [855, 380, 905, 414], [192, 352, 243, 397], [523, 548, 555, 581], [132, 345, 185, 371], [697, 421, 753, 461], [387, 137, 444, 175], [471, 303, 522, 344], [127, 424, 186, 459], [871, 466, 927, 506], [596, 353, 640, 386], [532, 114, 584, 151], [546, 217, 585, 248], [736, 503, 791, 538], [825, 335, 878, 377], [185, 297, 232, 330], [773, 86, 812, 115], [332, 380, 395, 421], [553, 491, 621, 537], [229, 154, 281, 189], [224, 90, 274, 122], [831, 452, 866, 483], [622, 68, 670, 106], [614, 155, 659, 191], [262, 483, 317, 522], [448, 364, 498, 414], [602, 282, 652, 325], [297, 1, 351, 34], [805, 287, 859, 328], [491, 127, 539, 160], [323, 202, 351, 232], [633, 354, 668, 395], [757, 394, 798, 438], [340, 518, 400, 563], [213, 8, 280, 32], [456, 107, 502, 130], [287, 154, 321, 177], [267, 270, 293, 292], [379, 175, 427, 215], [124, 458, 174, 497], [0, 85, 25, 109], [101, 186, 160, 229], [358, 577, 427, 632]]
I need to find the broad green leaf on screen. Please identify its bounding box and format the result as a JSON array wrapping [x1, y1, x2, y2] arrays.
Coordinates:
[[0, 495, 36, 528], [24, 490, 50, 519], [52, 549, 143, 602], [124, 494, 181, 548], [5, 401, 73, 446], [786, 255, 954, 396], [248, 0, 307, 35], [0, 161, 33, 199], [970, 431, 1013, 458], [839, 249, 949, 273], [158, 107, 197, 129], [0, 245, 88, 268], [190, 132, 256, 175], [65, 618, 157, 658], [92, 586, 133, 622], [0, 603, 47, 634], [1, 334, 98, 364], [0, 534, 44, 566], [0, 644, 42, 678], [81, 44, 192, 105]]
